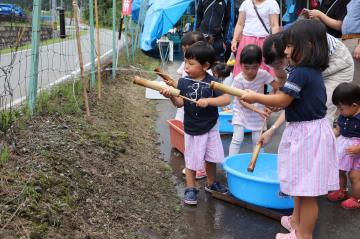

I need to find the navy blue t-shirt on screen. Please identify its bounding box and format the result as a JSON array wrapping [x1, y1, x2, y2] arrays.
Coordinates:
[[280, 67, 327, 122], [338, 113, 360, 138], [178, 73, 222, 135]]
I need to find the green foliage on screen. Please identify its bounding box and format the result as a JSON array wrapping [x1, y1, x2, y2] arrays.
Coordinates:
[[35, 79, 84, 116], [0, 110, 20, 133], [0, 144, 9, 165]]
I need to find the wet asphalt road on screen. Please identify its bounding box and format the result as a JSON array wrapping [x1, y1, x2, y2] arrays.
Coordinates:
[[154, 62, 360, 239]]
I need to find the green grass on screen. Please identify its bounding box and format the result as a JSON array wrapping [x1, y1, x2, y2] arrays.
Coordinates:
[[35, 78, 84, 116]]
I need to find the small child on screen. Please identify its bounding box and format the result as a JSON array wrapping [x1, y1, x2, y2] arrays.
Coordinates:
[[241, 20, 338, 239], [327, 83, 360, 209], [228, 44, 278, 155], [212, 62, 233, 86], [160, 41, 231, 205], [175, 31, 208, 179]]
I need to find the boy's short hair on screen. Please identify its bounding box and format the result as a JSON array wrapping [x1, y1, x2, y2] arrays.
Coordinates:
[[240, 44, 262, 65], [263, 32, 285, 65], [185, 41, 216, 68], [181, 31, 206, 47], [332, 82, 360, 106], [284, 19, 329, 71]]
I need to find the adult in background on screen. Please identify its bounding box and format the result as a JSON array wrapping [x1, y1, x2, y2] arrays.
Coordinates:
[[342, 0, 360, 86], [231, 0, 281, 77], [196, 0, 231, 62], [304, 0, 350, 39]]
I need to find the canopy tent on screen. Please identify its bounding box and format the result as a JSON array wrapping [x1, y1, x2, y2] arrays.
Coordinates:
[[140, 0, 193, 51]]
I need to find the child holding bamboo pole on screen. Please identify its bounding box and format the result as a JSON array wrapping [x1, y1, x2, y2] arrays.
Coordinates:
[[241, 20, 339, 239], [160, 41, 231, 205], [228, 44, 278, 155]]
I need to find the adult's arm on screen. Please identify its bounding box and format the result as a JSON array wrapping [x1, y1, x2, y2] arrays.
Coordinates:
[[308, 9, 342, 31], [231, 11, 246, 52], [269, 14, 281, 34], [354, 41, 360, 60]]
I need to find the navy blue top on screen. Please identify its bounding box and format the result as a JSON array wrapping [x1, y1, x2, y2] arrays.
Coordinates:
[[178, 73, 222, 135], [280, 67, 327, 122], [338, 113, 360, 138]]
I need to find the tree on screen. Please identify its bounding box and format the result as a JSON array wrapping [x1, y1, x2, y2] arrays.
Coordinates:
[[82, 0, 122, 27]]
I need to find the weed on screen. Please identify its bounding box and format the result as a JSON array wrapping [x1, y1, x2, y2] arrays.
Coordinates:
[[0, 144, 9, 165]]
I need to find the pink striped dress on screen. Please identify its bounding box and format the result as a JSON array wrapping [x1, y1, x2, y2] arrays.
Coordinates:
[[231, 69, 274, 131]]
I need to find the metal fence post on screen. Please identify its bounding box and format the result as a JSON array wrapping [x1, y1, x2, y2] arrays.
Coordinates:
[[112, 0, 117, 80], [89, 0, 96, 87], [28, 0, 42, 115]]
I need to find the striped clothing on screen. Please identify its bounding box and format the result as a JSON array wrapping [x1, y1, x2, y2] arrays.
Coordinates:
[[184, 123, 224, 171], [337, 136, 360, 171], [278, 118, 339, 196], [232, 69, 273, 130], [327, 33, 338, 56]]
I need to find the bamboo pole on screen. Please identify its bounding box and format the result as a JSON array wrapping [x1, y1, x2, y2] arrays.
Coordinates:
[[248, 118, 267, 172], [94, 0, 102, 99], [210, 81, 246, 97], [73, 0, 90, 117], [133, 76, 197, 103]]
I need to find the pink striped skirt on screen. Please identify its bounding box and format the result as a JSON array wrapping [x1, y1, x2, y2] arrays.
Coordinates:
[[184, 124, 224, 171], [233, 35, 275, 77], [337, 135, 360, 171], [278, 118, 339, 196]]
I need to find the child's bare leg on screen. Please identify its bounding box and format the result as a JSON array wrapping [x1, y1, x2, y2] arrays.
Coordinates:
[[297, 196, 318, 239], [205, 161, 217, 186], [349, 170, 360, 199], [339, 170, 348, 190], [185, 168, 196, 188], [290, 196, 300, 231]]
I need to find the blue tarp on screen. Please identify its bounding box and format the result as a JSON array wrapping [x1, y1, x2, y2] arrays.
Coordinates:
[[139, 0, 235, 51], [140, 0, 193, 51]]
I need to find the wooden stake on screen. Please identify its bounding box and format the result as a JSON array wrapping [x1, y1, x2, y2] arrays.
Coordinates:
[[212, 192, 286, 221], [73, 1, 90, 117]]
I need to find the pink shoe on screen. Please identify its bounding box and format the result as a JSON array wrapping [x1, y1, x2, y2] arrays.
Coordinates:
[[280, 216, 293, 232], [327, 189, 349, 202], [276, 230, 297, 239], [341, 197, 360, 209], [195, 170, 207, 180]]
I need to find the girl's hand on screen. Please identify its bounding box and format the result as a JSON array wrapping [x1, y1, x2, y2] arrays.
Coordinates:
[[345, 145, 360, 156], [354, 44, 360, 61], [241, 90, 258, 104], [259, 109, 271, 119], [159, 88, 173, 98], [231, 40, 238, 52], [196, 98, 209, 108], [259, 128, 275, 145]]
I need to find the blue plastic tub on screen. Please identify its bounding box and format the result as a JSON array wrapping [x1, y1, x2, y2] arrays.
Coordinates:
[[223, 153, 294, 209], [218, 106, 251, 134]]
